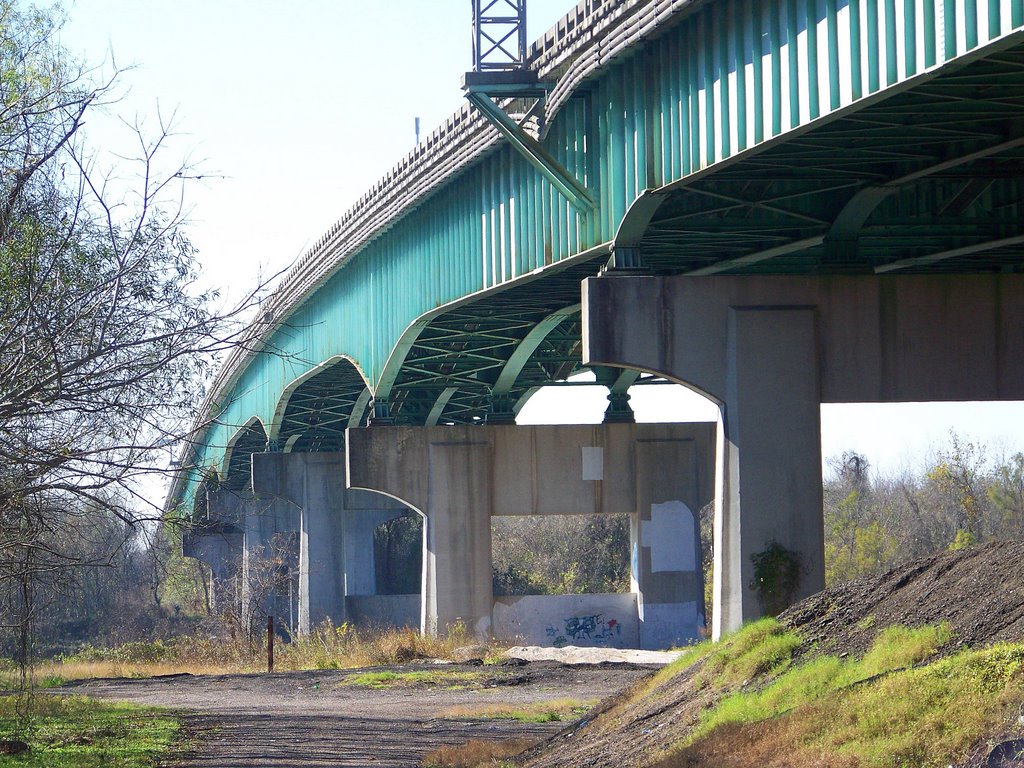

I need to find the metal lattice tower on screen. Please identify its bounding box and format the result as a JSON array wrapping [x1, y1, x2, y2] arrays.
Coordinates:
[[472, 0, 527, 72]]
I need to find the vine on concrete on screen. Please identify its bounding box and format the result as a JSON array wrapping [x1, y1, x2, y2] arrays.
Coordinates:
[[749, 542, 803, 616]]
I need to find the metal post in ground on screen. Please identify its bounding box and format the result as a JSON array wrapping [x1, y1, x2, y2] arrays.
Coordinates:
[[267, 616, 274, 673]]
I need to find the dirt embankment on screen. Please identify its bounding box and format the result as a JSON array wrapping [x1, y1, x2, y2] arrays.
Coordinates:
[[521, 540, 1024, 768], [781, 539, 1024, 657]]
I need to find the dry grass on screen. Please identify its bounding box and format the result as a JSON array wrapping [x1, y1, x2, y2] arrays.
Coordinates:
[[653, 718, 862, 768], [440, 698, 596, 722], [29, 660, 232, 684], [422, 738, 534, 767], [0, 621, 498, 689]]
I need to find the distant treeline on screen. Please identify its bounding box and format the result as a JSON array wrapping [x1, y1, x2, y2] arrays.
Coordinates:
[[823, 434, 1024, 586]]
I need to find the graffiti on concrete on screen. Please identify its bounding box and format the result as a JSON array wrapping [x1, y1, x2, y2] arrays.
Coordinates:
[[545, 613, 621, 647]]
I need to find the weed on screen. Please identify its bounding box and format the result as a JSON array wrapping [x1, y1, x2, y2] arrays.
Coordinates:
[[422, 738, 534, 767]]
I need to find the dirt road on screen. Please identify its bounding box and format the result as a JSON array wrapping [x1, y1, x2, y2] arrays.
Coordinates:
[[66, 662, 654, 767]]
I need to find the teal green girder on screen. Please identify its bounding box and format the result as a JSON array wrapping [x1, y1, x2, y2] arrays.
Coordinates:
[[180, 0, 1024, 503]]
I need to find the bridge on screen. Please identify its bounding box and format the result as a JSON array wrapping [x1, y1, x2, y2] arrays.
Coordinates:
[[173, 0, 1024, 647]]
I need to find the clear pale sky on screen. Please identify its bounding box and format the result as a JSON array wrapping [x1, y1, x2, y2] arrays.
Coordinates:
[[59, 1, 1024, 480]]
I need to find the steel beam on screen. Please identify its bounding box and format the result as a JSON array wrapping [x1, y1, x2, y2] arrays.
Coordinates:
[[464, 90, 595, 212]]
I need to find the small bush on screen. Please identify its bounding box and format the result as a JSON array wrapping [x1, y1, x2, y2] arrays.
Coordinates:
[[749, 542, 802, 616]]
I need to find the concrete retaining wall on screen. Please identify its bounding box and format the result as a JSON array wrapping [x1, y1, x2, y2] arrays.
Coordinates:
[[493, 593, 639, 648]]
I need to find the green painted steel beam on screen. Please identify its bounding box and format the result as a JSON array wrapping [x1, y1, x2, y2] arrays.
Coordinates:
[[491, 304, 580, 395], [464, 89, 595, 212]]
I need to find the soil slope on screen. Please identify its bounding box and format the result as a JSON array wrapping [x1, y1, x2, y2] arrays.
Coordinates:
[[521, 540, 1024, 768], [782, 539, 1024, 657]]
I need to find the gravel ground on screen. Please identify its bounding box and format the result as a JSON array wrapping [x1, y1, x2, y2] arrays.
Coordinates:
[[63, 660, 658, 767]]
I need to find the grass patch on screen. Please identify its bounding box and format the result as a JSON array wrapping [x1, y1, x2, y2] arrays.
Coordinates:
[[684, 622, 954, 747], [0, 694, 180, 767], [804, 644, 1024, 766], [441, 698, 596, 723], [343, 670, 488, 690], [699, 617, 801, 686], [857, 621, 952, 677], [653, 621, 1024, 767], [422, 738, 533, 767]]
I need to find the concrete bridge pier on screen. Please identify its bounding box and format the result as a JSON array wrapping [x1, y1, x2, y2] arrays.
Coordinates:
[[583, 273, 1024, 640], [346, 431, 494, 639], [252, 451, 407, 635], [182, 519, 242, 616], [237, 488, 300, 635], [347, 423, 715, 649]]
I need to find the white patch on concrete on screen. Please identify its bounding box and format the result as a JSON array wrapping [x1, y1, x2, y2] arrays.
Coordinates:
[[581, 446, 604, 481], [641, 501, 696, 572]]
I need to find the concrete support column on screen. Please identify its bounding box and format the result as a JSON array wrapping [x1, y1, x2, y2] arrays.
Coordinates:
[[716, 308, 823, 634], [182, 523, 242, 615], [632, 429, 715, 648], [239, 490, 300, 634], [346, 430, 493, 638], [347, 428, 496, 639], [252, 452, 405, 635], [424, 440, 494, 638]]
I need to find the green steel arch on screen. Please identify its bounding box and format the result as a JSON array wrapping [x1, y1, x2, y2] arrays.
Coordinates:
[[171, 0, 1024, 508], [221, 418, 268, 491]]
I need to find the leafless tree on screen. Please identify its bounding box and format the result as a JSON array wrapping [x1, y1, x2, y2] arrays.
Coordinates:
[[0, 0, 269, 672]]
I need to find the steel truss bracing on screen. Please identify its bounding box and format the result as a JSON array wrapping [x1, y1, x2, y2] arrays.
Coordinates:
[[629, 49, 1024, 278], [472, 0, 527, 72], [383, 256, 602, 426], [222, 420, 267, 491], [276, 359, 369, 453]]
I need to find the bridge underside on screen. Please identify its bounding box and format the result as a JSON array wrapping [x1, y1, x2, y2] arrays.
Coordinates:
[[628, 41, 1024, 276], [285, 36, 1024, 448]]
